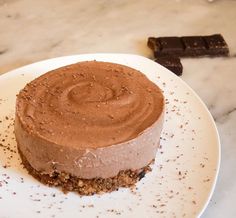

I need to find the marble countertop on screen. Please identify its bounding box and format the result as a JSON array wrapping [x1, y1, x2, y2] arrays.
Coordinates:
[[0, 0, 236, 217]]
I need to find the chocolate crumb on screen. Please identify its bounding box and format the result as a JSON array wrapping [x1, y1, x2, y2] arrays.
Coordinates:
[[138, 170, 146, 180]]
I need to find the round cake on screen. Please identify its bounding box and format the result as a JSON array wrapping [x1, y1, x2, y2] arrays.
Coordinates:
[[15, 61, 164, 195]]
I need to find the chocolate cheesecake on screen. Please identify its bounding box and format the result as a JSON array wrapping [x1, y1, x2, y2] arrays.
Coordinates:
[[15, 61, 164, 195]]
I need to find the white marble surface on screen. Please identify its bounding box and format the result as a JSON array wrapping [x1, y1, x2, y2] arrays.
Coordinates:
[[0, 0, 236, 217]]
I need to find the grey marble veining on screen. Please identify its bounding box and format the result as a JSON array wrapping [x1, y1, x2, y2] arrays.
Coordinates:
[[0, 0, 236, 217]]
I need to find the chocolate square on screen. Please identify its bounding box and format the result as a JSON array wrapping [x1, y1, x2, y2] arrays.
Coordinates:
[[156, 37, 184, 56], [181, 36, 206, 56], [155, 56, 183, 76], [204, 34, 229, 56]]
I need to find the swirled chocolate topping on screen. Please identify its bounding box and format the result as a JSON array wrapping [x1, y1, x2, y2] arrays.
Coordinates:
[[17, 61, 164, 148], [15, 61, 164, 179]]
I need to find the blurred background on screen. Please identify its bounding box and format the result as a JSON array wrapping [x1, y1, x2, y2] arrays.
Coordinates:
[[0, 0, 236, 217]]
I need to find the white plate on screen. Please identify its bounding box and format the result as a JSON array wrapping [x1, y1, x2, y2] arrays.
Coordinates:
[[0, 54, 220, 218]]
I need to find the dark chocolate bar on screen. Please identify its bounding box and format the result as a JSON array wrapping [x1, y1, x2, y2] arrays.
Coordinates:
[[154, 56, 183, 76], [147, 34, 229, 57]]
